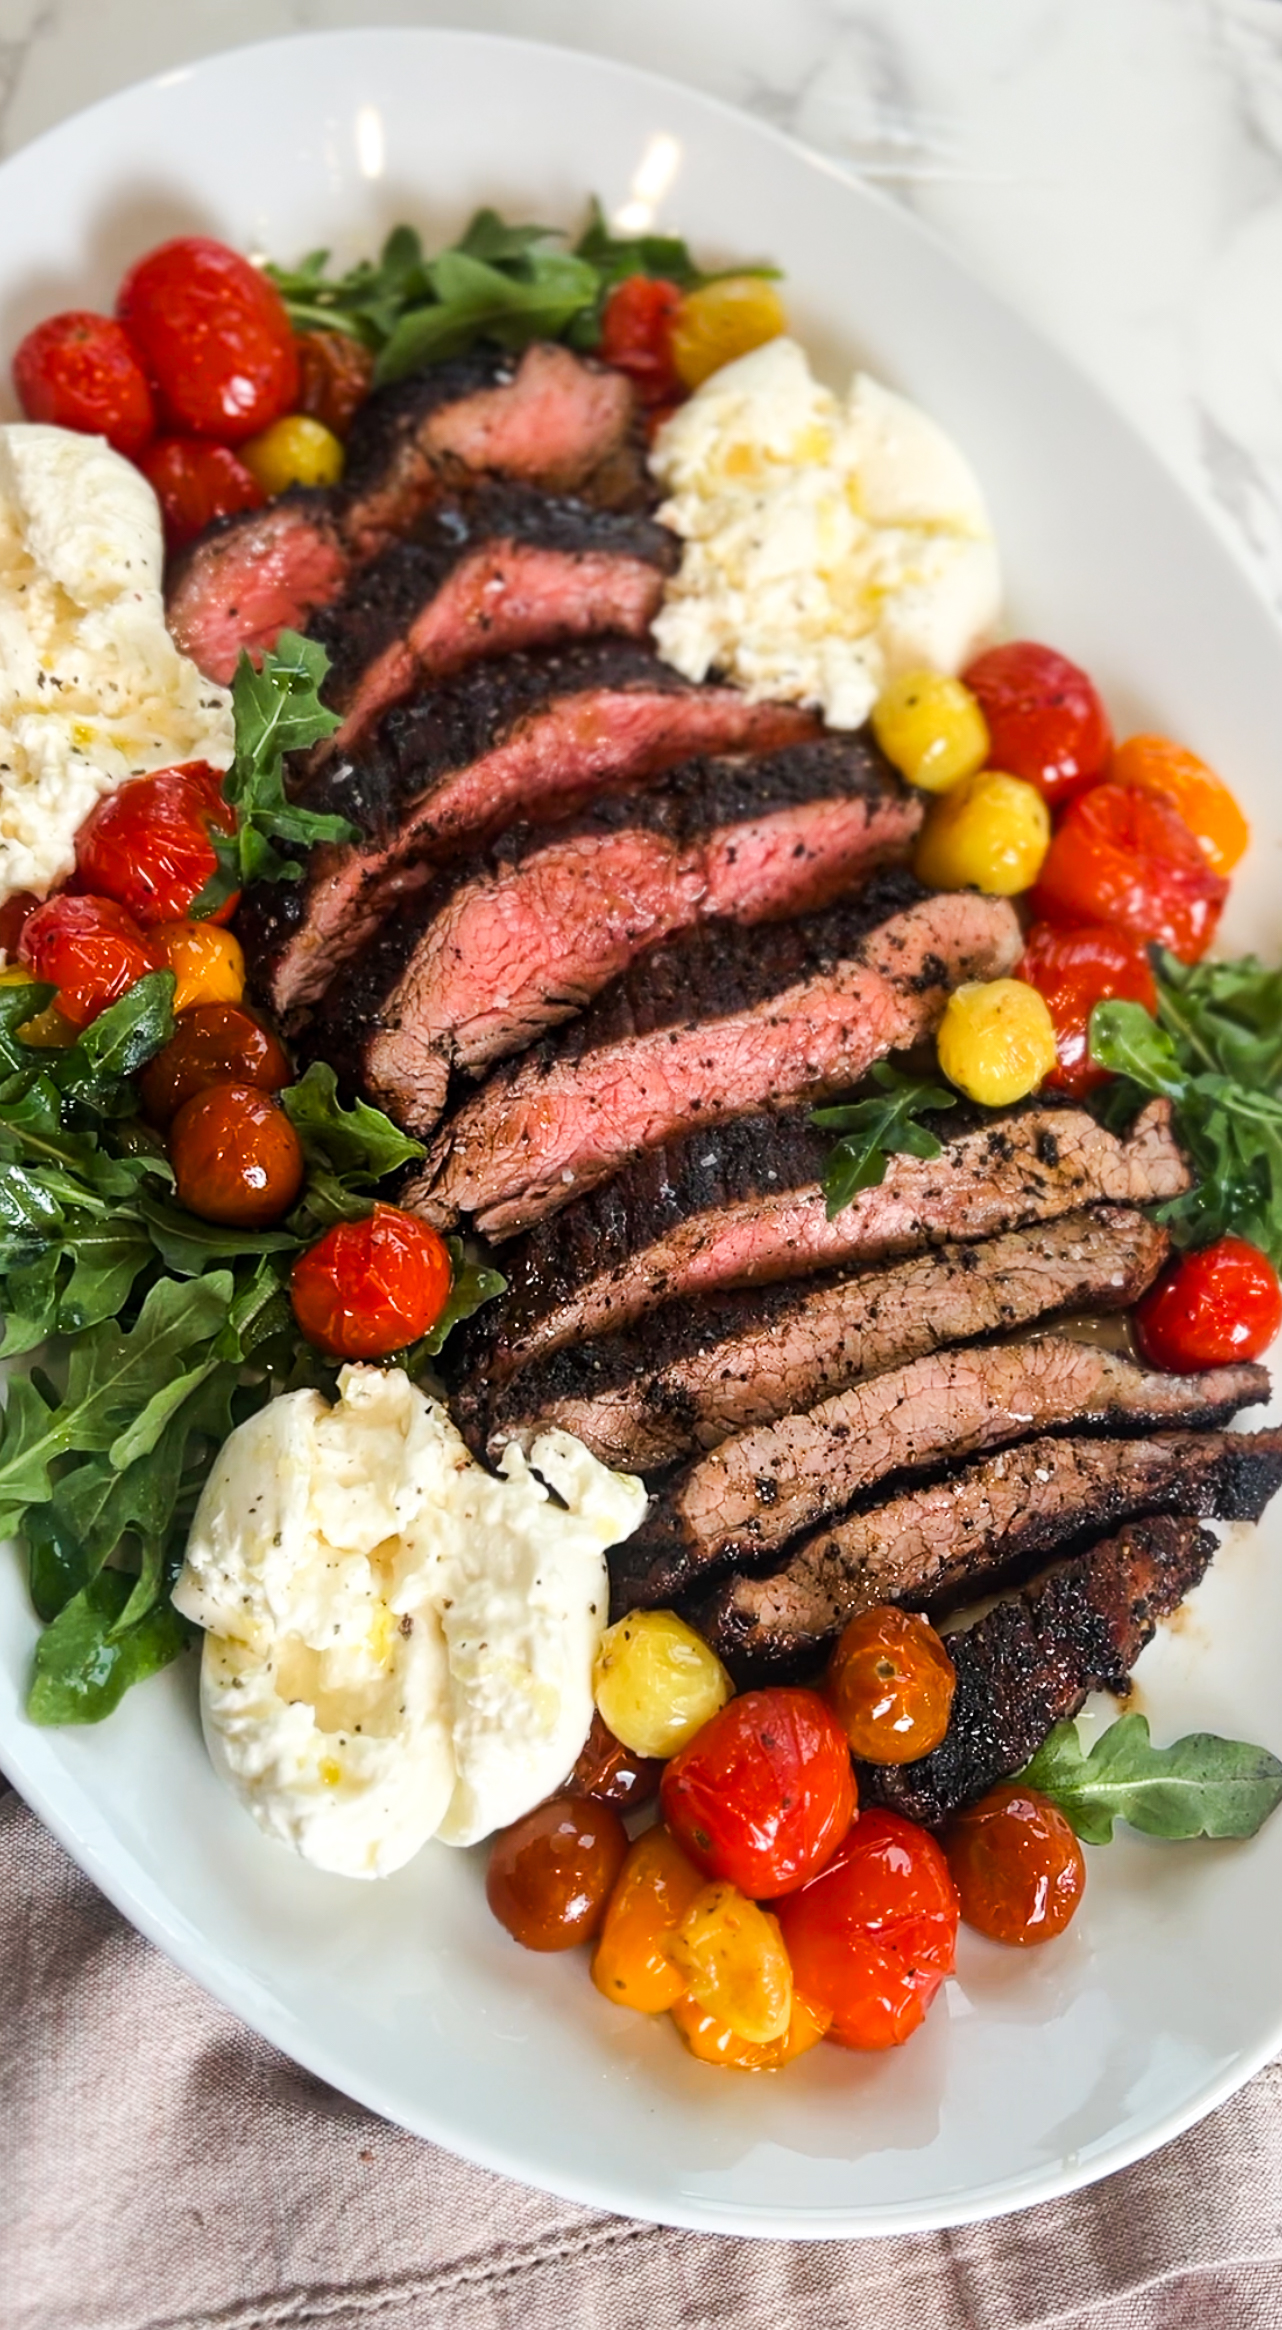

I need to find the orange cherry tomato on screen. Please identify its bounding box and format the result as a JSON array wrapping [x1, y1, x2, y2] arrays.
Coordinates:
[[1017, 921, 1159, 1098], [1030, 783, 1228, 963], [826, 1607, 955, 1765], [139, 437, 266, 554], [944, 1785, 1085, 1945], [669, 1988, 831, 2070], [18, 893, 158, 1027], [660, 1687, 856, 1900], [117, 236, 299, 442], [1133, 1236, 1282, 1371], [591, 1825, 705, 2012], [74, 762, 237, 928], [138, 1002, 291, 1127], [169, 1081, 304, 1227], [487, 1795, 628, 1952], [567, 1708, 663, 1812], [961, 641, 1112, 807], [774, 1808, 958, 2050], [13, 310, 155, 458], [1111, 734, 1250, 879], [599, 275, 683, 408], [290, 1203, 453, 1359]]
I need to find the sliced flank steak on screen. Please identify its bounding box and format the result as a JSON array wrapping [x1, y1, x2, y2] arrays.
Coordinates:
[[166, 494, 351, 687], [240, 640, 816, 1023], [334, 735, 920, 1135], [858, 1517, 1219, 1826], [478, 1205, 1169, 1471], [456, 1097, 1192, 1388], [696, 1425, 1282, 1672], [411, 880, 1023, 1237], [611, 1336, 1268, 1608]]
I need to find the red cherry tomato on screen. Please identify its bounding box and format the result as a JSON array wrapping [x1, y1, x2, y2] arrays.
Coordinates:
[[1017, 921, 1158, 1097], [962, 641, 1112, 807], [775, 1809, 958, 2050], [12, 311, 155, 458], [117, 236, 299, 442], [138, 437, 265, 554], [660, 1686, 856, 1900], [944, 1786, 1085, 1945], [599, 276, 683, 409], [1030, 783, 1228, 964], [290, 1203, 454, 1359], [18, 893, 158, 1027], [74, 761, 237, 928], [138, 1002, 291, 1126], [170, 1081, 304, 1228], [1133, 1236, 1282, 1371]]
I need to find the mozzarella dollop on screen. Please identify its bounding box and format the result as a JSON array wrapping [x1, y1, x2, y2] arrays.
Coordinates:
[[172, 1366, 646, 1879], [0, 424, 233, 902], [650, 339, 1002, 730]]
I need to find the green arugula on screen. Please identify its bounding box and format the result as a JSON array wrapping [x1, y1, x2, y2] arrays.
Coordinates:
[[811, 1064, 957, 1219], [1019, 1713, 1282, 1844], [191, 633, 354, 917]]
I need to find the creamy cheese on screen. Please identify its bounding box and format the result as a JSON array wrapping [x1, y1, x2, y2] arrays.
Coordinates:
[[650, 339, 1002, 730], [173, 1367, 647, 1879], [0, 424, 233, 902]]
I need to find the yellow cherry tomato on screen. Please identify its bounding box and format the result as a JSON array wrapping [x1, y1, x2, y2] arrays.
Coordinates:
[[670, 277, 789, 390], [591, 1827, 705, 2015], [151, 919, 245, 1014], [914, 769, 1051, 895], [240, 413, 345, 495], [937, 978, 1058, 1107], [665, 1882, 793, 2044], [669, 1989, 831, 2070], [593, 1608, 733, 1760], [871, 671, 990, 794]]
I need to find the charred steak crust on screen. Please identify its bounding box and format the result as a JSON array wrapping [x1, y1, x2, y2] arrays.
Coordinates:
[[693, 1425, 1282, 1673], [857, 1517, 1219, 1826]]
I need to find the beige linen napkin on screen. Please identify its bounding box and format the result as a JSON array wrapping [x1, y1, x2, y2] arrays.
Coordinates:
[[5, 1786, 1282, 2330]]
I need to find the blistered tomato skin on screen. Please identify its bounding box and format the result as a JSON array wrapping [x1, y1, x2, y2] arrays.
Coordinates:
[[139, 437, 266, 553], [593, 1609, 733, 1760], [670, 277, 789, 390], [599, 276, 684, 408], [170, 1082, 304, 1228], [1112, 734, 1250, 879], [962, 641, 1112, 806], [241, 414, 345, 495], [1030, 783, 1228, 964], [1018, 921, 1158, 1098], [487, 1795, 628, 1952], [775, 1809, 959, 2050], [914, 770, 1051, 897], [591, 1826, 704, 2011], [18, 894, 157, 1027], [294, 329, 375, 437], [568, 1709, 663, 1812], [666, 1883, 793, 2044], [827, 1607, 955, 1765], [1133, 1237, 1282, 1371], [290, 1203, 453, 1359], [75, 762, 237, 929], [660, 1686, 856, 1900], [149, 919, 245, 1014], [13, 311, 156, 457], [117, 236, 299, 441], [669, 1988, 831, 2070], [871, 671, 989, 794], [944, 1786, 1085, 1945], [138, 1002, 291, 1126], [937, 978, 1058, 1108]]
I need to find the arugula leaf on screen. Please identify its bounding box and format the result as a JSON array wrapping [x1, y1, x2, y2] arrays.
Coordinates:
[[812, 1064, 957, 1219], [377, 247, 599, 384], [48, 973, 175, 1112], [27, 1571, 190, 1726], [1019, 1713, 1282, 1844], [404, 1238, 507, 1368], [192, 633, 352, 916], [281, 1062, 424, 1184]]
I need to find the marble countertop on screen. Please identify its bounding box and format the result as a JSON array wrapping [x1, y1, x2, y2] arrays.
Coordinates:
[[0, 0, 1279, 616]]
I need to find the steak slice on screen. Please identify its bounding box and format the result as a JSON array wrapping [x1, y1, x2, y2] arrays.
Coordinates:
[[697, 1426, 1282, 1672], [614, 1336, 1268, 1607], [461, 1097, 1192, 1386], [480, 1205, 1169, 1471], [166, 496, 351, 686], [858, 1517, 1218, 1825], [412, 882, 1023, 1237], [241, 640, 815, 1022], [338, 735, 920, 1134]]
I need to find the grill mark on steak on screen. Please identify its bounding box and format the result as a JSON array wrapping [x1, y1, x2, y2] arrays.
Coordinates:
[[329, 735, 920, 1134], [240, 639, 816, 1023], [613, 1335, 1268, 1607], [411, 883, 1023, 1237], [857, 1517, 1219, 1825], [694, 1426, 1282, 1673], [478, 1205, 1169, 1471], [457, 1097, 1191, 1386], [166, 495, 350, 686]]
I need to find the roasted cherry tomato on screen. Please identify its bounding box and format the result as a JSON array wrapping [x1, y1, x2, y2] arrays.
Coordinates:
[[138, 1001, 291, 1126], [0, 891, 40, 957], [149, 918, 245, 1013], [139, 436, 265, 553], [487, 1794, 628, 1952], [290, 1202, 453, 1358], [1111, 734, 1250, 879], [117, 236, 299, 442], [18, 893, 157, 1027], [944, 1785, 1085, 1945], [826, 1607, 955, 1765], [1017, 921, 1159, 1098], [294, 328, 375, 438], [12, 310, 155, 457], [169, 1081, 304, 1227], [669, 1988, 831, 2070], [591, 1826, 705, 2012], [961, 641, 1112, 806], [669, 277, 789, 390], [1030, 783, 1228, 964], [666, 1882, 793, 2043], [599, 275, 684, 409], [1133, 1236, 1282, 1371], [567, 1709, 663, 1812], [661, 1686, 856, 1900], [774, 1808, 958, 2050], [74, 761, 237, 928]]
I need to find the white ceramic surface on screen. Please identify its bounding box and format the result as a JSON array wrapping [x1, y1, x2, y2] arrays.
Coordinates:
[[2, 26, 1282, 2240]]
